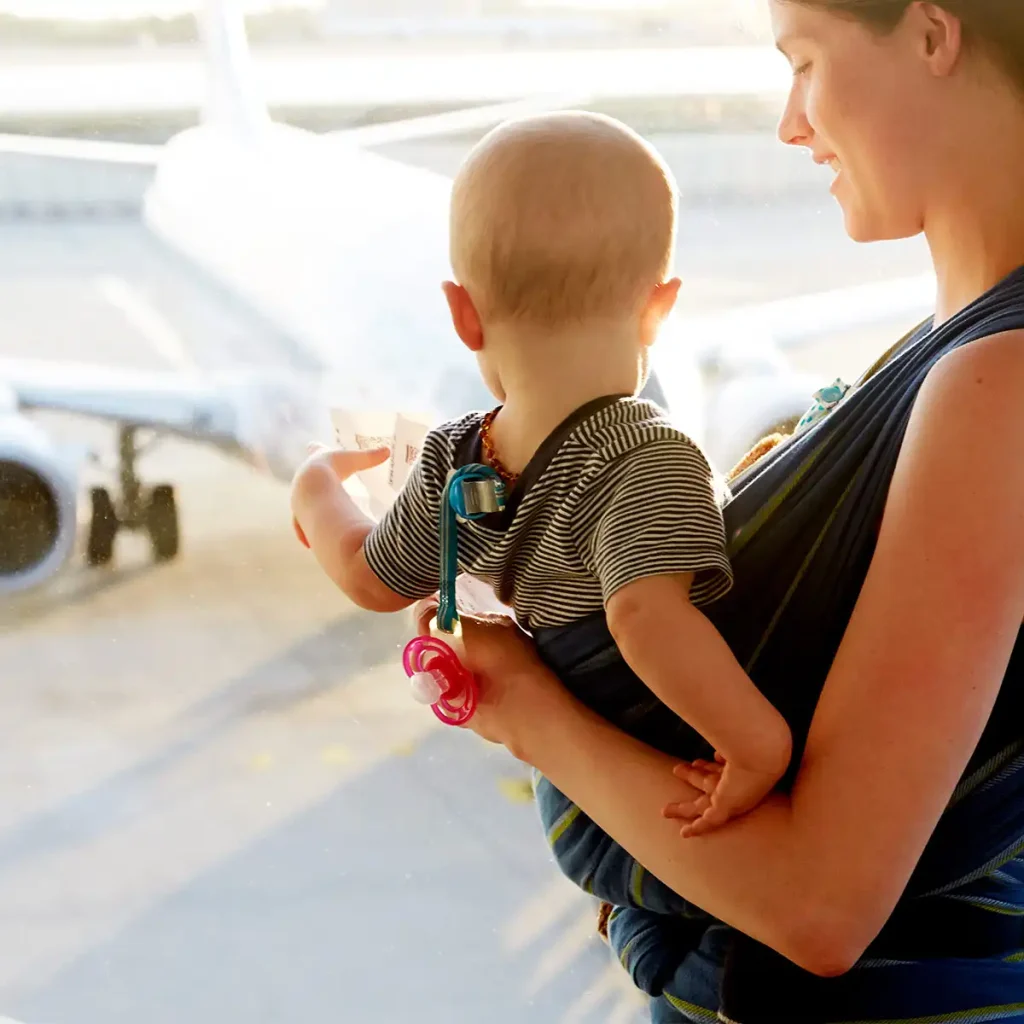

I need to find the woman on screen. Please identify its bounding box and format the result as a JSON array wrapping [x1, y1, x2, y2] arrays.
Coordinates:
[[412, 2, 1024, 1021]]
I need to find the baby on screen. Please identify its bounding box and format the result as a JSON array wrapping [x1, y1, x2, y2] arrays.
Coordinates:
[[290, 112, 792, 845]]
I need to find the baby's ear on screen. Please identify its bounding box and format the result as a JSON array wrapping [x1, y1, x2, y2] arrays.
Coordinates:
[[654, 277, 682, 318], [441, 281, 485, 352], [640, 277, 682, 346]]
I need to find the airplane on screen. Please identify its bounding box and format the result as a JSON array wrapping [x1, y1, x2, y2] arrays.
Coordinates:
[[0, 0, 936, 598]]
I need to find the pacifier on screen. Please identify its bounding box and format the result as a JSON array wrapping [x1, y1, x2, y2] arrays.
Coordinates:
[[403, 464, 500, 726], [402, 619, 479, 726]]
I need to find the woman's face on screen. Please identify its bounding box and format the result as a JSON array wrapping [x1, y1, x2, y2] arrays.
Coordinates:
[[770, 1, 937, 242]]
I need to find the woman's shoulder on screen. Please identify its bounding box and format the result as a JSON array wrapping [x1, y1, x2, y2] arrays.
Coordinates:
[[888, 325, 1024, 597], [932, 324, 1024, 370], [916, 326, 1024, 431]]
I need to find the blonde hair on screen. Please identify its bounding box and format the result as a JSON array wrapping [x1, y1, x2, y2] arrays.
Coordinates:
[[449, 111, 677, 327]]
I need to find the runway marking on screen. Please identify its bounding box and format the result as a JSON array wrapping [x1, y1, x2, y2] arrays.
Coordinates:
[[94, 275, 197, 372], [388, 741, 418, 757], [497, 776, 535, 805], [320, 744, 354, 766]]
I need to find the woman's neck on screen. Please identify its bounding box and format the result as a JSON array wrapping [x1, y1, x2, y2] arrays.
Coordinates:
[[926, 101, 1024, 325], [927, 202, 1024, 327]]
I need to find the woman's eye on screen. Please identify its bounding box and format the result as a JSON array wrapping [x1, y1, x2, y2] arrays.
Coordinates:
[[794, 61, 812, 76]]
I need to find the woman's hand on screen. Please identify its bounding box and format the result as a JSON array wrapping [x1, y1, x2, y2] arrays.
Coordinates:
[[410, 584, 567, 756]]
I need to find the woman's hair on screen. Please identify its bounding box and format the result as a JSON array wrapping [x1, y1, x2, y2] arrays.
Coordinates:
[[789, 1, 1024, 94]]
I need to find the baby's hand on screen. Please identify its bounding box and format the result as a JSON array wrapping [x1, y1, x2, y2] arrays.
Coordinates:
[[290, 442, 389, 545], [661, 753, 778, 838], [296, 442, 390, 484]]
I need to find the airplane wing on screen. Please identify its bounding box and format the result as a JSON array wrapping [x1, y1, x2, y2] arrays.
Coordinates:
[[1, 356, 329, 483], [6, 357, 245, 440], [0, 133, 160, 166]]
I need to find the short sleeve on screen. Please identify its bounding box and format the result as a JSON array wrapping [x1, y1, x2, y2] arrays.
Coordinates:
[[363, 429, 448, 601], [577, 439, 733, 607]]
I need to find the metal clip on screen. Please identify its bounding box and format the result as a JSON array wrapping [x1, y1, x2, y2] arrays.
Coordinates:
[[460, 479, 503, 516]]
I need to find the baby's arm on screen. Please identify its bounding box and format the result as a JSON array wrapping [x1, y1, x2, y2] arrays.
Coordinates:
[[292, 437, 447, 613], [580, 435, 791, 836], [291, 445, 412, 612], [607, 573, 791, 834]]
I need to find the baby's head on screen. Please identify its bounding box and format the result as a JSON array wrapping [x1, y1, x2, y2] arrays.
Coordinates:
[[443, 111, 680, 401]]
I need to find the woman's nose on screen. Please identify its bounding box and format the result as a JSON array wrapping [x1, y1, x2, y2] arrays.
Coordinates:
[[778, 88, 813, 149]]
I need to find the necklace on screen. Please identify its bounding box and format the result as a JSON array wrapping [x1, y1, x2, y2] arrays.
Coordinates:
[[479, 408, 518, 487]]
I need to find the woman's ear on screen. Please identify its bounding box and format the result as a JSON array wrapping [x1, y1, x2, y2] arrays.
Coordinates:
[[442, 281, 485, 352], [915, 2, 964, 77]]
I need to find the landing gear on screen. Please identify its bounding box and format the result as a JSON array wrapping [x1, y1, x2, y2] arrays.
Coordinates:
[[85, 426, 180, 568], [146, 484, 179, 562], [86, 486, 117, 566]]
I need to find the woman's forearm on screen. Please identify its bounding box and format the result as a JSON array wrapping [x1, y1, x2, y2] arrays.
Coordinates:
[[515, 680, 849, 975]]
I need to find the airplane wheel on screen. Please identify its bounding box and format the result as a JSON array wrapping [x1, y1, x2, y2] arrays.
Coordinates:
[[146, 484, 179, 562], [86, 487, 118, 567]]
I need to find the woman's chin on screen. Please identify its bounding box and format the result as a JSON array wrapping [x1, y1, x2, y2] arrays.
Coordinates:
[[841, 213, 879, 244], [841, 211, 919, 245], [838, 198, 889, 244], [836, 186, 922, 244]]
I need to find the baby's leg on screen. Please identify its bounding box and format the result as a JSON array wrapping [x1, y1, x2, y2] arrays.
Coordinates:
[[533, 771, 696, 916], [531, 616, 710, 913], [607, 903, 715, 998]]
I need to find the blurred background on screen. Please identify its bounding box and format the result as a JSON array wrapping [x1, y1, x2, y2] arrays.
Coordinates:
[[0, 3, 932, 1023]]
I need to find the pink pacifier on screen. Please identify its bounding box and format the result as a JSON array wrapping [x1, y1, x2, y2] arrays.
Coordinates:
[[404, 465, 501, 726], [402, 626, 479, 726]]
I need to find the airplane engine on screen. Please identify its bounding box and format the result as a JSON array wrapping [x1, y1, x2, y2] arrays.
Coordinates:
[[0, 406, 79, 595]]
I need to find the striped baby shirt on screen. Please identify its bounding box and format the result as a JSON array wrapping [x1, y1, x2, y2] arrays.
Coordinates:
[[364, 395, 733, 632]]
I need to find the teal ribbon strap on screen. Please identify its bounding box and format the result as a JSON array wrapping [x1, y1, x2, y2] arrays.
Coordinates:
[[436, 464, 507, 634]]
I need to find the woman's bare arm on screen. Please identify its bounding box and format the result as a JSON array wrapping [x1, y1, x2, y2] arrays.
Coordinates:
[[493, 332, 1024, 976]]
